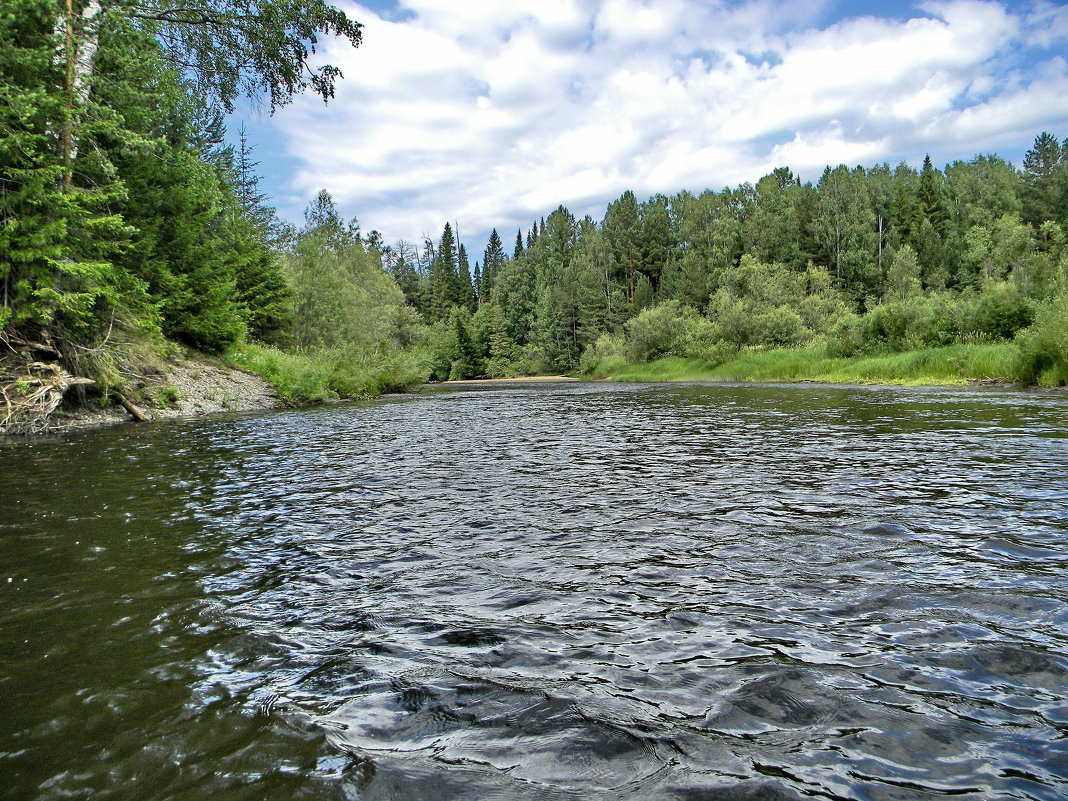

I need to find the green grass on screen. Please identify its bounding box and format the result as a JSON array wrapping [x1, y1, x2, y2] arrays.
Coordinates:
[[228, 344, 429, 403], [587, 343, 1021, 386]]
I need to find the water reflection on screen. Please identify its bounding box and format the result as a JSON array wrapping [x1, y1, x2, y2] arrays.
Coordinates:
[[2, 383, 1067, 800]]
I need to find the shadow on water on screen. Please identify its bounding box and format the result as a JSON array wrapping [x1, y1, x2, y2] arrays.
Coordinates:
[[2, 383, 1067, 800]]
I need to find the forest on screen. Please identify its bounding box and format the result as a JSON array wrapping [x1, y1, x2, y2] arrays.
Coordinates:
[[380, 138, 1068, 387], [3, 0, 1068, 427]]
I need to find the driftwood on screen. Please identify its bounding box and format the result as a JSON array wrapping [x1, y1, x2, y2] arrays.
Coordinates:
[[0, 361, 96, 434], [112, 391, 148, 422], [0, 327, 153, 432]]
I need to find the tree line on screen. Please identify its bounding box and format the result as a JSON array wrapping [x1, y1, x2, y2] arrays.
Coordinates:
[[375, 133, 1068, 383], [4, 0, 1067, 397]]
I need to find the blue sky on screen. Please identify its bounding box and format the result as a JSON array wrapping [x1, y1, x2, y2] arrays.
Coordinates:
[[229, 0, 1068, 253]]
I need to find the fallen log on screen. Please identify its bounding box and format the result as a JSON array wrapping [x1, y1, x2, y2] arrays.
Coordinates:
[[112, 391, 149, 422]]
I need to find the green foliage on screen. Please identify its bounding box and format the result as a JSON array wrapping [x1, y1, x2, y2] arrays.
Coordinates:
[[286, 193, 408, 352], [1022, 132, 1067, 227], [448, 307, 480, 379], [153, 384, 180, 409], [12, 0, 1068, 410], [1012, 294, 1068, 386], [231, 343, 427, 402], [0, 2, 146, 342], [127, 0, 364, 112], [828, 283, 1033, 357], [886, 244, 921, 300], [623, 301, 696, 362], [591, 343, 1016, 386]]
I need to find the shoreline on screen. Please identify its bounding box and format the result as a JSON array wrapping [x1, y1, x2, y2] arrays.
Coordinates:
[[433, 375, 579, 386], [9, 359, 1054, 437], [5, 356, 286, 436]]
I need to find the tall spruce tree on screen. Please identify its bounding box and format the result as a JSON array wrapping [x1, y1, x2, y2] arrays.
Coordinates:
[[428, 222, 459, 320], [481, 228, 505, 300], [1022, 132, 1066, 227], [457, 242, 475, 310]]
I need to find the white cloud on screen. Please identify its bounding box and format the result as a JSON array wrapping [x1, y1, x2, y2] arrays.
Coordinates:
[[259, 0, 1068, 249]]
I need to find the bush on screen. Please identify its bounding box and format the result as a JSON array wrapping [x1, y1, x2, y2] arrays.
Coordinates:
[[623, 301, 697, 362], [826, 313, 867, 357], [974, 282, 1033, 340], [753, 306, 811, 346], [229, 343, 429, 402], [510, 344, 551, 376], [578, 333, 625, 375], [675, 316, 727, 360], [826, 288, 1030, 357], [1013, 294, 1068, 386], [153, 385, 180, 409]]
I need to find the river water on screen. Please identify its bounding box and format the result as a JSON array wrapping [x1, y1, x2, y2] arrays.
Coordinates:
[[2, 382, 1067, 800]]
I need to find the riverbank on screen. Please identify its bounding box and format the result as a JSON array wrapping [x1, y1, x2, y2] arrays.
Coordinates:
[[6, 341, 1048, 436], [5, 340, 432, 435], [584, 343, 1027, 387], [29, 355, 285, 433]]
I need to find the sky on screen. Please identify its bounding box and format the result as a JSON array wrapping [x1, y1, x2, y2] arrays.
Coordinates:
[[231, 0, 1068, 254]]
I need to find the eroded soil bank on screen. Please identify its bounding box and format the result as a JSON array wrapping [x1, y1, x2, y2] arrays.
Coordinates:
[[3, 354, 283, 435]]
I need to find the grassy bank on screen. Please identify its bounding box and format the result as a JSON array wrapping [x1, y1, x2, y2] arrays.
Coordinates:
[[584, 343, 1024, 386], [229, 344, 429, 403]]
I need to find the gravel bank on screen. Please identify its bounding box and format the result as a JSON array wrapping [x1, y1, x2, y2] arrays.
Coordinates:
[[39, 357, 282, 433]]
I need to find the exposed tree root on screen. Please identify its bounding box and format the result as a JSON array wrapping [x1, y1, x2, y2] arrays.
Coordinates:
[[0, 331, 97, 434]]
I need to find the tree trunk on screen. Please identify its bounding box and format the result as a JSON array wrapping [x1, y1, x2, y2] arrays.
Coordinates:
[[58, 0, 101, 190]]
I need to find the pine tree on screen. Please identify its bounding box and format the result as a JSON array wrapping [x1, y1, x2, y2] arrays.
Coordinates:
[[449, 307, 479, 379], [428, 222, 458, 320], [603, 190, 642, 298], [513, 229, 524, 260], [0, 2, 141, 343], [481, 228, 505, 300], [917, 155, 948, 230], [457, 242, 475, 310], [640, 195, 673, 289], [1022, 132, 1065, 226]]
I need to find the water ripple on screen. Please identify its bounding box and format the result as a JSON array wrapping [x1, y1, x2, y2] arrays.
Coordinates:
[[2, 382, 1067, 800]]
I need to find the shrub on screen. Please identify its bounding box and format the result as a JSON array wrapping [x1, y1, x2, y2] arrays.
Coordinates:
[[1013, 294, 1068, 386], [154, 385, 180, 409], [623, 301, 697, 362], [973, 282, 1033, 340], [826, 313, 866, 357], [753, 306, 811, 346], [578, 333, 626, 375]]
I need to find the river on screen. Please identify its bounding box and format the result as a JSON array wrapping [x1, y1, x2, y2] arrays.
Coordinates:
[[1, 381, 1066, 800]]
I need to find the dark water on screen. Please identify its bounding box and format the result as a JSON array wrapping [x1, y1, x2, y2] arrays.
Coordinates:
[[2, 382, 1067, 801]]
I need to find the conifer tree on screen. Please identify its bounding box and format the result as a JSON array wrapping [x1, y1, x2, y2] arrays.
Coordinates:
[[457, 242, 476, 310], [481, 228, 505, 300], [1, 2, 138, 341], [917, 155, 948, 230], [449, 307, 479, 379], [603, 190, 642, 298], [1022, 132, 1066, 227], [428, 222, 459, 320]]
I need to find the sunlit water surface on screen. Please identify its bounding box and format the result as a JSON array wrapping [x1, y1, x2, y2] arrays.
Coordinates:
[[2, 382, 1067, 800]]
